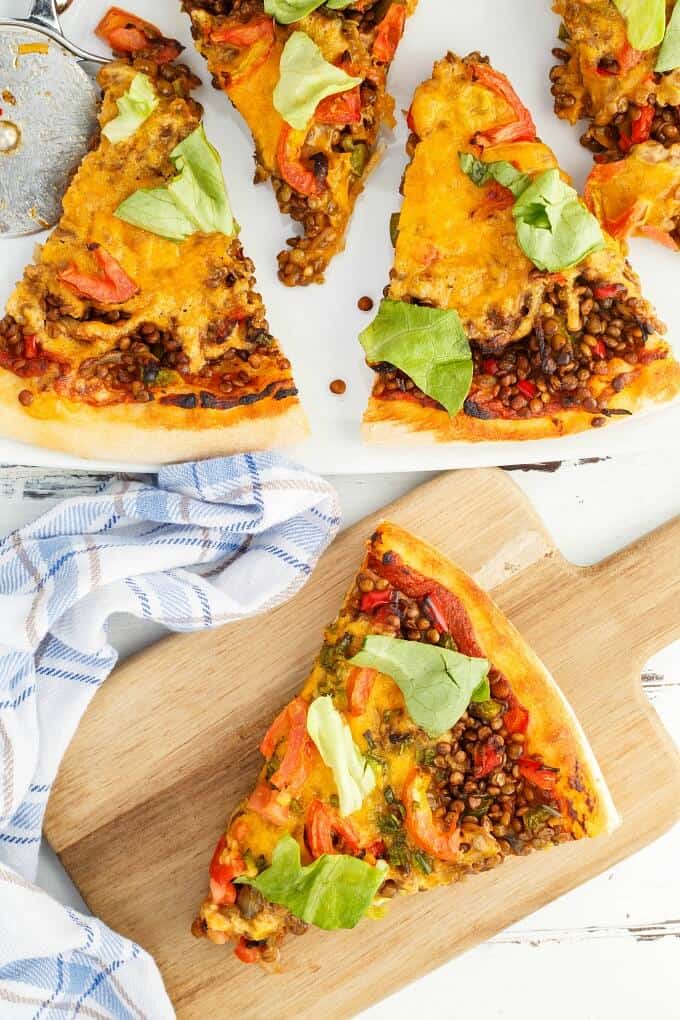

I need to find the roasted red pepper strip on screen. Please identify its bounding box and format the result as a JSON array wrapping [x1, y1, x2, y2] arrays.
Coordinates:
[[471, 63, 536, 146], [638, 224, 679, 250], [592, 284, 623, 300], [482, 181, 516, 212], [260, 696, 312, 793], [23, 334, 38, 360], [595, 41, 641, 77], [482, 358, 499, 375], [366, 838, 386, 859], [618, 104, 655, 153], [518, 757, 560, 792], [359, 588, 394, 613], [95, 7, 182, 63], [593, 339, 607, 358], [305, 799, 362, 858], [473, 740, 503, 779], [209, 835, 244, 905], [211, 16, 275, 47], [584, 160, 624, 213], [234, 938, 261, 964], [403, 770, 460, 862], [372, 3, 406, 63], [602, 199, 650, 241], [422, 594, 448, 633], [371, 551, 483, 657], [316, 86, 362, 125], [503, 699, 529, 734], [517, 379, 538, 399], [247, 781, 290, 826], [347, 666, 377, 716], [58, 246, 139, 304], [276, 124, 323, 197]]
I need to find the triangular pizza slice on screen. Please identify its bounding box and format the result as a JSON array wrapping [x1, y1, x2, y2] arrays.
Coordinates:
[[192, 522, 618, 966], [0, 16, 307, 463], [183, 1, 418, 286], [551, 0, 680, 250], [359, 52, 680, 444]]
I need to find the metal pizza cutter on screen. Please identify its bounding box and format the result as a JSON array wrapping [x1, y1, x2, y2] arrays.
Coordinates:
[[0, 0, 107, 237]]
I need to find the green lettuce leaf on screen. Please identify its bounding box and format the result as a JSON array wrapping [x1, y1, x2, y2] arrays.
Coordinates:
[[613, 0, 666, 51], [264, 0, 353, 22], [167, 124, 235, 237], [359, 299, 472, 416], [512, 169, 605, 272], [306, 696, 375, 816], [236, 834, 388, 930], [458, 151, 530, 198], [459, 153, 604, 273], [102, 73, 158, 145], [656, 1, 680, 70], [273, 31, 362, 130], [114, 188, 197, 242], [349, 636, 489, 738], [115, 123, 235, 241]]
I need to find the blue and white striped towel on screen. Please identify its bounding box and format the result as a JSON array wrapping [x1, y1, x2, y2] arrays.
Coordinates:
[[0, 452, 340, 1018]]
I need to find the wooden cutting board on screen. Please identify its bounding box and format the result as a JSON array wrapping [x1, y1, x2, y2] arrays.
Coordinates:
[[45, 469, 680, 1020]]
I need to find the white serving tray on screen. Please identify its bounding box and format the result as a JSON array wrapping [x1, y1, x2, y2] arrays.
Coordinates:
[[1, 0, 678, 473]]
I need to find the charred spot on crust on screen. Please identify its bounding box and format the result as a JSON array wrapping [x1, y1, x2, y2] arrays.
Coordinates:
[[463, 398, 495, 419]]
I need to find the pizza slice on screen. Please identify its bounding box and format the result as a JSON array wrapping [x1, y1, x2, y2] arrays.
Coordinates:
[[360, 52, 680, 443], [183, 0, 418, 286], [0, 14, 307, 463], [551, 0, 680, 249], [192, 522, 618, 966]]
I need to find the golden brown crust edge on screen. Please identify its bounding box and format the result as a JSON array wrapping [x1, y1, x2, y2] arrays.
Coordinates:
[[370, 522, 620, 838], [363, 353, 680, 443], [0, 371, 309, 463]]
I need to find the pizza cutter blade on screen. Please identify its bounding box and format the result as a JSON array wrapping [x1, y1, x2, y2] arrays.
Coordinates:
[[0, 0, 106, 237]]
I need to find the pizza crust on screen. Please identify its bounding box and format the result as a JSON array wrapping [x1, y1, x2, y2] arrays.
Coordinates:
[[368, 522, 620, 838], [0, 371, 309, 463], [363, 351, 680, 443]]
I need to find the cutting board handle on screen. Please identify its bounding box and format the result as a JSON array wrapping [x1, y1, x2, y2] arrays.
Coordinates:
[[586, 514, 680, 666]]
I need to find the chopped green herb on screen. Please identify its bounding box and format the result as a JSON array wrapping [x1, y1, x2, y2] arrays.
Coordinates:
[[471, 698, 503, 721], [384, 785, 396, 804], [524, 804, 561, 835], [465, 794, 493, 819], [377, 810, 403, 834], [413, 849, 433, 875], [418, 746, 437, 766], [389, 211, 400, 246], [350, 142, 369, 177]]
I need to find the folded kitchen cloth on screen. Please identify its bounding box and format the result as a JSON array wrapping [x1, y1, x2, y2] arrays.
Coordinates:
[[0, 452, 340, 1018]]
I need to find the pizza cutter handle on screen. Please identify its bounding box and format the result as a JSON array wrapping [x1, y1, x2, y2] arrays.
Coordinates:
[[0, 0, 108, 64], [27, 0, 61, 33], [587, 513, 680, 666]]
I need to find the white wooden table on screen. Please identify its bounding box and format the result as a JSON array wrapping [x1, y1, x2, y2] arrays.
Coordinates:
[[2, 454, 678, 1020]]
